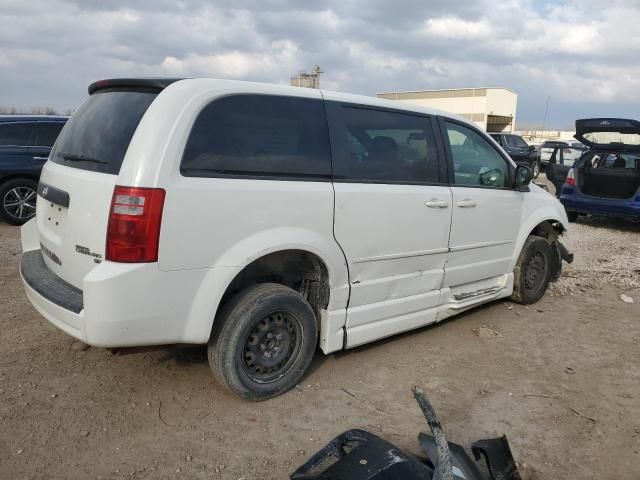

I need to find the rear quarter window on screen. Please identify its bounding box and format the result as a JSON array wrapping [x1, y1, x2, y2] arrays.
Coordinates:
[[50, 91, 158, 174], [181, 95, 331, 179]]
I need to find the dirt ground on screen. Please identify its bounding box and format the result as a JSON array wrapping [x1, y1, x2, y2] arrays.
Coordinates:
[[1, 182, 639, 479]]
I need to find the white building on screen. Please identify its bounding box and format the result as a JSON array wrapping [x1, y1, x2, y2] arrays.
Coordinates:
[[377, 87, 518, 133]]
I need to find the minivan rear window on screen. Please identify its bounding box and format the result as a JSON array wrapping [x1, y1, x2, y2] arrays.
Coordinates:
[[50, 91, 157, 174]]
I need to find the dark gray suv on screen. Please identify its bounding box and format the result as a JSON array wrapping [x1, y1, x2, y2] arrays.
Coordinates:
[[489, 133, 540, 178], [0, 115, 68, 225]]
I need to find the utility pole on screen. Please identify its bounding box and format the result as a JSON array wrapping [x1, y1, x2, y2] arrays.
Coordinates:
[[541, 95, 551, 136]]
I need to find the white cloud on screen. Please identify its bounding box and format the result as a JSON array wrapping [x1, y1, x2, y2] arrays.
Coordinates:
[[1, 0, 639, 126], [423, 17, 492, 40], [160, 40, 299, 79]]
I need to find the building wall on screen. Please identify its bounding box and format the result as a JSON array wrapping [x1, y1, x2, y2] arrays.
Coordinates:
[[485, 89, 517, 118], [377, 88, 517, 133]]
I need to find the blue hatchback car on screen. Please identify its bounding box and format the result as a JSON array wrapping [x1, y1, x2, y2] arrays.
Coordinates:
[[0, 115, 68, 225], [546, 118, 640, 222]]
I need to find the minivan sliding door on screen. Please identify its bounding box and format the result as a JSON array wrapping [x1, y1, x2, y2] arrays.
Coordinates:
[[325, 100, 452, 348]]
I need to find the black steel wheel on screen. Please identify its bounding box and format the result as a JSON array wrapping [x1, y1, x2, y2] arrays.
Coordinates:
[[241, 310, 303, 384], [208, 283, 317, 401], [523, 251, 548, 293], [511, 235, 552, 304], [0, 178, 38, 225]]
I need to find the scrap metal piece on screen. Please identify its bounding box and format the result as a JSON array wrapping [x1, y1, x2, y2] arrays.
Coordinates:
[[557, 241, 574, 264], [412, 386, 454, 480], [472, 436, 522, 480], [419, 433, 486, 480]]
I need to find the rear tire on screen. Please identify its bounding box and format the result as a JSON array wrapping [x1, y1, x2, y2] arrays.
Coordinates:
[[511, 236, 553, 304], [208, 283, 318, 401], [0, 178, 37, 226]]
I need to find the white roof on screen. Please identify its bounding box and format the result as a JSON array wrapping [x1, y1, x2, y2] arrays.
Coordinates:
[[162, 78, 472, 126]]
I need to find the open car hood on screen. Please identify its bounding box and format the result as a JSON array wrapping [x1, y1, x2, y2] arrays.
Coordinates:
[[575, 118, 640, 151]]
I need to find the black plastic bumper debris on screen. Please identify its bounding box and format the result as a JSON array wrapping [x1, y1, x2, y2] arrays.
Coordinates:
[[291, 387, 521, 480]]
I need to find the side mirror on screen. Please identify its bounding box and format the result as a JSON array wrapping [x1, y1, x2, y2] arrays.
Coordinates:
[[514, 164, 532, 189], [478, 168, 505, 187], [528, 145, 536, 151]]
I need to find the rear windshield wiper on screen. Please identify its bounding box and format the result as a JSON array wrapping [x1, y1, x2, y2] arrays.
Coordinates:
[[56, 152, 108, 165]]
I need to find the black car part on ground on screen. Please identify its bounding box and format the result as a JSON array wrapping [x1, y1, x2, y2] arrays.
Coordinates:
[[290, 387, 521, 480]]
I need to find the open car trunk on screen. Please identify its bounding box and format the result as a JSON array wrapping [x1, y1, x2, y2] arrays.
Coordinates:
[[578, 155, 640, 199], [575, 118, 640, 151]]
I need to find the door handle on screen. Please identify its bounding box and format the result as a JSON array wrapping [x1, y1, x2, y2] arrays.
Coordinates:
[[32, 156, 49, 161], [425, 198, 449, 208], [456, 198, 477, 208]]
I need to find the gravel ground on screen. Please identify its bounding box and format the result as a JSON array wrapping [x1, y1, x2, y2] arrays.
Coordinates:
[[1, 187, 639, 479]]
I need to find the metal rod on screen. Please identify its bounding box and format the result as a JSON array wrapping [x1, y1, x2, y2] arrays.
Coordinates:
[[412, 386, 454, 480]]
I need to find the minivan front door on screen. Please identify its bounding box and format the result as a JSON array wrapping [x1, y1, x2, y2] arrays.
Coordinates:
[[441, 119, 522, 291], [325, 101, 451, 348]]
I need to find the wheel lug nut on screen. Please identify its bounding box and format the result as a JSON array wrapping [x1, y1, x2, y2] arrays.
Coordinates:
[[275, 334, 283, 341], [267, 333, 273, 339], [260, 344, 266, 351]]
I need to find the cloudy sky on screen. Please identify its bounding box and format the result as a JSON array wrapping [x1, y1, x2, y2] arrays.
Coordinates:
[[1, 0, 639, 128]]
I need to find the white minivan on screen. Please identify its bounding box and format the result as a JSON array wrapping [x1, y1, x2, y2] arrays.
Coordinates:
[[20, 78, 572, 400]]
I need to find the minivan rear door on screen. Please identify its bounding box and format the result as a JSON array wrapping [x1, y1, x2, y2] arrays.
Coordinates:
[[36, 85, 161, 289], [575, 118, 640, 151]]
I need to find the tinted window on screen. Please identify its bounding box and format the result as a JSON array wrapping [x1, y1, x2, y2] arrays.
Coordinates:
[[445, 122, 509, 188], [51, 91, 157, 174], [0, 123, 32, 146], [32, 122, 65, 147], [181, 95, 331, 178], [338, 107, 439, 183]]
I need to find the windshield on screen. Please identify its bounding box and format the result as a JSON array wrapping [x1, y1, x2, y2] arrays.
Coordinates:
[[507, 136, 528, 148], [50, 90, 157, 174]]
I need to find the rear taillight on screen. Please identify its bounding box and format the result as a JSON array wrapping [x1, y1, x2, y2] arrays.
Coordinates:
[[566, 168, 576, 186], [106, 186, 165, 263]]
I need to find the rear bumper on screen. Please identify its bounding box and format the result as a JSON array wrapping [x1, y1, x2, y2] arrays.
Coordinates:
[[21, 251, 83, 313], [21, 255, 87, 341], [560, 189, 640, 219], [19, 248, 215, 348]]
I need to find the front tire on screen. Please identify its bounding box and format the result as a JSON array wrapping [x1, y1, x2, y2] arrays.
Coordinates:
[[0, 178, 38, 226], [208, 283, 318, 401], [511, 236, 553, 304]]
